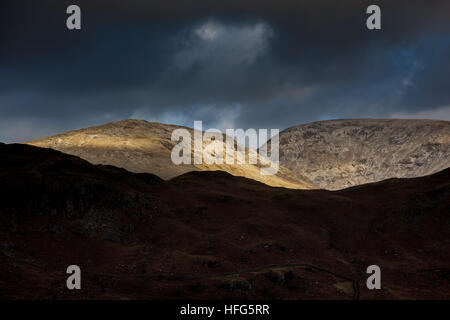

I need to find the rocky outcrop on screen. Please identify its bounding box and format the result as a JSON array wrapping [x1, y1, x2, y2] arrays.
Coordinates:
[[0, 143, 162, 244], [272, 119, 450, 190]]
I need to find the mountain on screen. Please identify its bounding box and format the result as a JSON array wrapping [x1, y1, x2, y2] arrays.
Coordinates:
[[27, 119, 315, 189], [1, 143, 449, 299], [271, 119, 450, 190]]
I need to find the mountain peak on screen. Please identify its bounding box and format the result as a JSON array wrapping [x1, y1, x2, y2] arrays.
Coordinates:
[[276, 118, 450, 189], [27, 119, 315, 189]]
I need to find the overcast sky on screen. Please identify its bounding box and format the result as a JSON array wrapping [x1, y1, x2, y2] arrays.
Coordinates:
[[1, 0, 449, 142]]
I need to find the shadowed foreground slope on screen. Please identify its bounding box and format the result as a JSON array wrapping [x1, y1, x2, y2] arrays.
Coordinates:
[[1, 143, 449, 299]]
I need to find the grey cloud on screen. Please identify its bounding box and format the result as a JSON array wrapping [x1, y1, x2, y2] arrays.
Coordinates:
[[0, 1, 449, 143]]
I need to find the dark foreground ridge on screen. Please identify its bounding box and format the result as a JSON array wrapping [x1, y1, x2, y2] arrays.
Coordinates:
[[1, 143, 449, 299]]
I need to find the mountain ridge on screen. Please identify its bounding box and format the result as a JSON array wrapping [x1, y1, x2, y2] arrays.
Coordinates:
[[267, 118, 450, 190], [27, 119, 315, 189], [27, 118, 450, 190]]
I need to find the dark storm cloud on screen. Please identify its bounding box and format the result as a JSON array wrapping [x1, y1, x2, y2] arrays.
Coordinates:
[[0, 0, 449, 142]]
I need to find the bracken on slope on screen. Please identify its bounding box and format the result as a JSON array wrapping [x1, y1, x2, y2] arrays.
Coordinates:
[[1, 143, 449, 299]]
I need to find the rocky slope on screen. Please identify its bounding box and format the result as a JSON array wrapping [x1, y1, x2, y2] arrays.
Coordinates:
[[1, 143, 449, 299], [27, 119, 315, 189], [271, 119, 450, 190]]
